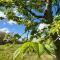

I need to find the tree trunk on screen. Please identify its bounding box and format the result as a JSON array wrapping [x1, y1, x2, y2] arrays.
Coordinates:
[[55, 40, 60, 60], [47, 0, 60, 60], [45, 0, 53, 24], [51, 32, 60, 60]]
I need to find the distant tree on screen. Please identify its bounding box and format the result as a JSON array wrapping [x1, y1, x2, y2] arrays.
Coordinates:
[[0, 32, 6, 44], [11, 33, 21, 44], [4, 33, 21, 44]]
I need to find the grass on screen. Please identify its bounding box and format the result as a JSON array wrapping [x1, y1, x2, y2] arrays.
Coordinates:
[[0, 44, 56, 60], [0, 44, 20, 60]]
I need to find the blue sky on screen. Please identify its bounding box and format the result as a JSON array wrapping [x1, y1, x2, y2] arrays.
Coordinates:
[[0, 19, 27, 37], [0, 20, 24, 34], [0, 4, 59, 38]]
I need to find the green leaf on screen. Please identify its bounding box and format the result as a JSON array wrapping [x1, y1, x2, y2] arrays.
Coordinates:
[[13, 42, 35, 60], [38, 43, 45, 56], [13, 42, 45, 60]]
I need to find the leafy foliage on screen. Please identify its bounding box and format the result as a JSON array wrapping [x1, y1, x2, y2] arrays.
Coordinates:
[[13, 39, 56, 60], [49, 15, 60, 36], [13, 42, 44, 60], [0, 0, 60, 60]]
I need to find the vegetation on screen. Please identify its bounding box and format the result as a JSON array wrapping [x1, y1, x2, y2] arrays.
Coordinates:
[[0, 44, 20, 60], [0, 44, 55, 60], [0, 32, 21, 44], [0, 0, 60, 60]]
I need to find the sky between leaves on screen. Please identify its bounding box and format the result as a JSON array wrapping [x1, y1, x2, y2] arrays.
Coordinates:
[[0, 5, 58, 38]]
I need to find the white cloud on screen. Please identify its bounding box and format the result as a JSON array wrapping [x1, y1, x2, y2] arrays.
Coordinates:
[[7, 20, 17, 25], [38, 23, 50, 30], [0, 11, 6, 18], [32, 38, 38, 42], [18, 38, 22, 42], [0, 28, 10, 33]]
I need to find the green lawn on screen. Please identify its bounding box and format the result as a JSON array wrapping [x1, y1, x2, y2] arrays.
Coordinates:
[[0, 44, 56, 60]]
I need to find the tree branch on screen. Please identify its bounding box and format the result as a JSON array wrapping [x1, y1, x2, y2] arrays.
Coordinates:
[[24, 7, 45, 18]]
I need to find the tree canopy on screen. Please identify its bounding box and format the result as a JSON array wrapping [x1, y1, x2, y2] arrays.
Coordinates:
[[0, 0, 60, 38], [0, 0, 60, 60]]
